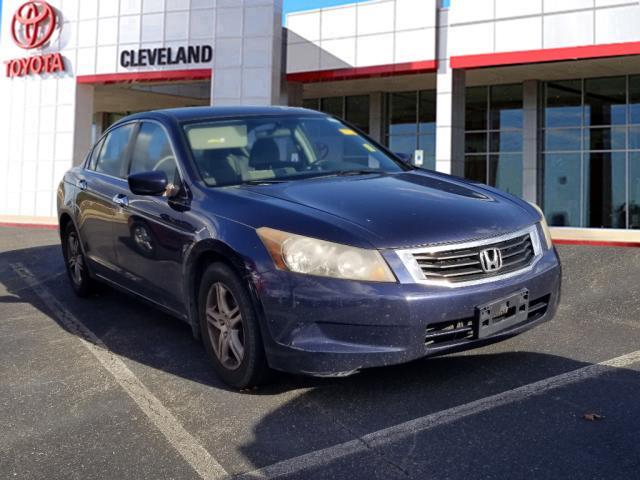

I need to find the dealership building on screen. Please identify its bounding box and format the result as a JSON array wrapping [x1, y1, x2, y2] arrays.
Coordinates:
[[2, 0, 640, 242]]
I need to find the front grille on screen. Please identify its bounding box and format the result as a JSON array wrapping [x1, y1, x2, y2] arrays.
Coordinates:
[[412, 232, 536, 284]]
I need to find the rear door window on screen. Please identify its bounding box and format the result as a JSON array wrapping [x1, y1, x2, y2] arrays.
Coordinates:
[[94, 124, 135, 178]]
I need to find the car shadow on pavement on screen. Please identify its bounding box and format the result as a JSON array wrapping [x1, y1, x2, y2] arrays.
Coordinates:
[[0, 243, 333, 393], [0, 243, 636, 396]]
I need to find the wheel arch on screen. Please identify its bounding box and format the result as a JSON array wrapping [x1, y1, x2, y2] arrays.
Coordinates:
[[184, 240, 265, 341], [58, 210, 96, 272], [58, 211, 74, 240]]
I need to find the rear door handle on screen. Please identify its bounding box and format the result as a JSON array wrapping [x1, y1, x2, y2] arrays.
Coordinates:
[[112, 194, 129, 207], [78, 179, 87, 190]]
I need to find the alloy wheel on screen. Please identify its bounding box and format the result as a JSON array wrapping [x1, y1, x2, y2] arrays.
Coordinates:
[[205, 282, 245, 370], [66, 232, 84, 286]]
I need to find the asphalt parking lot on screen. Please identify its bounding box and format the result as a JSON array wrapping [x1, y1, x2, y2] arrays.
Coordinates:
[[1, 225, 639, 480]]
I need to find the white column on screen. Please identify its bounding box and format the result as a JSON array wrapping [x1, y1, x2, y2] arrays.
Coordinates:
[[212, 0, 284, 106], [73, 84, 95, 167], [522, 80, 539, 204], [435, 8, 466, 176]]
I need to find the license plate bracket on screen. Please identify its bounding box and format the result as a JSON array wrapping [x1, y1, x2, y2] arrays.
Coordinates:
[[475, 289, 529, 339]]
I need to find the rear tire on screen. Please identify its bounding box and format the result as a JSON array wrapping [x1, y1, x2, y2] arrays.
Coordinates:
[[198, 263, 271, 388], [61, 223, 94, 297]]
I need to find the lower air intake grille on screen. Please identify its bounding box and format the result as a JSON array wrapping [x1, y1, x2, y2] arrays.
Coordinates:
[[424, 294, 551, 348], [424, 318, 474, 346]]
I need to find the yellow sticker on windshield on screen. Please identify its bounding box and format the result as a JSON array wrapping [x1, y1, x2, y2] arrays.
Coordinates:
[[339, 128, 357, 136], [363, 143, 376, 152]]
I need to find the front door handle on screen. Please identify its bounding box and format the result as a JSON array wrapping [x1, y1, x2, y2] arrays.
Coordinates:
[[112, 194, 129, 207]]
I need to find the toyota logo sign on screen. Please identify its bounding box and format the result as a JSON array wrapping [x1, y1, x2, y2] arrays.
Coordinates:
[[11, 1, 57, 50], [4, 1, 66, 78]]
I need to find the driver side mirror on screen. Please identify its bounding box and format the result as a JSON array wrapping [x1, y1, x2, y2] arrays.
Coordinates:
[[128, 171, 168, 196]]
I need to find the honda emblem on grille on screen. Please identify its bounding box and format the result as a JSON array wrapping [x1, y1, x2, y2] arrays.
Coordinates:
[[479, 248, 503, 273]]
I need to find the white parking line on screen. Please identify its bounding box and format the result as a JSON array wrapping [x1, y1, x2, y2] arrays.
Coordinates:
[[11, 263, 228, 480], [237, 349, 640, 479]]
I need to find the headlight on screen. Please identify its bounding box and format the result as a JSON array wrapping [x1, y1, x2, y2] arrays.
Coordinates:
[[528, 202, 553, 249], [257, 227, 396, 282]]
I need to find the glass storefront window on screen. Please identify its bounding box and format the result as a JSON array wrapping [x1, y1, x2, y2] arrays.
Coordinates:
[[419, 135, 436, 160], [389, 92, 418, 136], [543, 81, 586, 227], [345, 95, 370, 133], [465, 86, 488, 131], [629, 153, 640, 229], [542, 76, 640, 229], [388, 135, 418, 157], [303, 96, 370, 134], [489, 154, 523, 197], [584, 152, 626, 228], [419, 90, 436, 134], [465, 133, 486, 154], [628, 76, 640, 125], [489, 131, 523, 153], [464, 84, 523, 196], [545, 80, 582, 128], [544, 128, 581, 152], [584, 77, 627, 127], [543, 153, 582, 227], [320, 97, 343, 118], [490, 84, 523, 130], [303, 98, 319, 110], [464, 155, 486, 183], [584, 127, 626, 151], [629, 126, 640, 149], [386, 90, 437, 170]]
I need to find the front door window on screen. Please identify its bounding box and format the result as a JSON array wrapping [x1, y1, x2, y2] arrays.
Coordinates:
[[129, 122, 180, 192], [93, 124, 135, 178]]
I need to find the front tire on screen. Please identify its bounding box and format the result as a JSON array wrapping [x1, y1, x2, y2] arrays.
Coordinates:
[[198, 263, 271, 388], [61, 223, 94, 297]]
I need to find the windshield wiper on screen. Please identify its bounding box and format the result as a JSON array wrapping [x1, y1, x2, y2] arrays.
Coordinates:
[[242, 179, 289, 185], [335, 169, 383, 176], [242, 170, 383, 185], [302, 169, 384, 180]]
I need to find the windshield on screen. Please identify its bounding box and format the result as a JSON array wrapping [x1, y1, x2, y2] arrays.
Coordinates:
[[183, 115, 406, 187]]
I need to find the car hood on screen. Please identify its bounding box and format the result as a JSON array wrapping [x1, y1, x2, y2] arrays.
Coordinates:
[[239, 171, 536, 249]]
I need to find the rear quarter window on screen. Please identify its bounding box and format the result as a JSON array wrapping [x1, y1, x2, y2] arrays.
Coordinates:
[[87, 138, 104, 170]]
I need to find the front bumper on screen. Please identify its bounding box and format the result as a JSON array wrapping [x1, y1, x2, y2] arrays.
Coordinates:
[[254, 247, 562, 376]]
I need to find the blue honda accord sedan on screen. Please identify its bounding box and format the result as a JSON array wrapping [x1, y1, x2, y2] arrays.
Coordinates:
[[57, 106, 561, 387]]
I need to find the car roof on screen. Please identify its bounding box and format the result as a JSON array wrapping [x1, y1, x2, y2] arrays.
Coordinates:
[[116, 106, 327, 126]]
